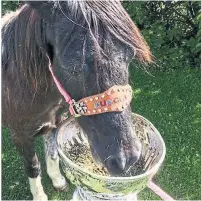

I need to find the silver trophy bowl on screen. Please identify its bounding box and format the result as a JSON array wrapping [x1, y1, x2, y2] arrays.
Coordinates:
[[56, 113, 166, 200]]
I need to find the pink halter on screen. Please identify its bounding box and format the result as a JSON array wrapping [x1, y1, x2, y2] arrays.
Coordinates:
[[48, 59, 132, 117]]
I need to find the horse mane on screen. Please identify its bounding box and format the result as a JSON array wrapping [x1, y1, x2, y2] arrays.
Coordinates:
[[67, 0, 152, 63], [2, 1, 152, 91], [2, 5, 49, 91]]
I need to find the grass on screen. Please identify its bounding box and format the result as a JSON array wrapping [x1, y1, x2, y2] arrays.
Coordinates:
[[2, 68, 201, 200]]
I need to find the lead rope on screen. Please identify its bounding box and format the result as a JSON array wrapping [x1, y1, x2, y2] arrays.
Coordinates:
[[147, 181, 175, 201]]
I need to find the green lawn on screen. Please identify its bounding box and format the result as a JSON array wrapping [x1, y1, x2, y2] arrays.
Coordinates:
[[2, 68, 201, 200]]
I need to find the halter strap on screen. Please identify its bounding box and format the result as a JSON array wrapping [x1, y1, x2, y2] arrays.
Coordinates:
[[48, 63, 73, 105], [72, 85, 132, 116], [48, 61, 132, 117]]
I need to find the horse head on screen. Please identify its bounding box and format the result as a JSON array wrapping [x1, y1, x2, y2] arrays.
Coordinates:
[[27, 0, 152, 175]]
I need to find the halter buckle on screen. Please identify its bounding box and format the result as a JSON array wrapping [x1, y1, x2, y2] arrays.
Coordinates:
[[69, 99, 81, 118]]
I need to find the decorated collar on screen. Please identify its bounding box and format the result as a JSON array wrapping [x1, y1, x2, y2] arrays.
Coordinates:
[[69, 85, 132, 117]]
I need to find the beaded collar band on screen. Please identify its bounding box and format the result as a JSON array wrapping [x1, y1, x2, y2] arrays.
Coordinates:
[[69, 85, 133, 117], [48, 62, 132, 117]]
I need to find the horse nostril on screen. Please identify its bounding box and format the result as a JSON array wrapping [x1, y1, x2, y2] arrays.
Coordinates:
[[105, 156, 126, 175], [128, 145, 142, 167], [128, 155, 140, 167]]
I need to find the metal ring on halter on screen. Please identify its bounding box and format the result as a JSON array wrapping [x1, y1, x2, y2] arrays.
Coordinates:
[[69, 99, 82, 118]]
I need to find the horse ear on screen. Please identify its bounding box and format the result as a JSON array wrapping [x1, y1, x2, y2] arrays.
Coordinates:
[[26, 1, 54, 20]]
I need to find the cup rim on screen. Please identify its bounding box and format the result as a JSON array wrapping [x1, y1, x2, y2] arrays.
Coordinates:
[[56, 113, 166, 181]]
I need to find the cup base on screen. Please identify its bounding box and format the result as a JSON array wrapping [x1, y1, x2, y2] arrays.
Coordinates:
[[72, 186, 138, 201]]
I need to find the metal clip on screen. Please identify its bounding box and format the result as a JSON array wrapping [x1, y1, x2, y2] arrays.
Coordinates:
[[69, 99, 81, 118]]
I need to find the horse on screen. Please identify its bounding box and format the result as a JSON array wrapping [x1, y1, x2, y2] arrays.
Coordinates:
[[2, 1, 152, 200]]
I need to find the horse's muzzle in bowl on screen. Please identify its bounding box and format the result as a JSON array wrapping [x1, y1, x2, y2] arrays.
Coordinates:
[[56, 113, 166, 196]]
